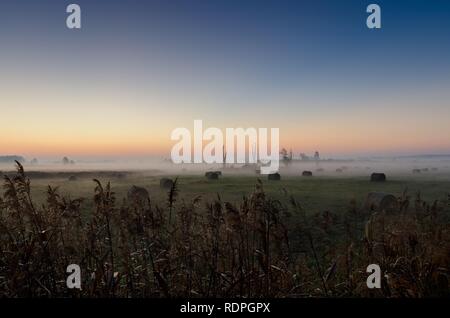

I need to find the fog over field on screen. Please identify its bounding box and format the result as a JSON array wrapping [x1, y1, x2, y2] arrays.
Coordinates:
[[2, 155, 450, 180]]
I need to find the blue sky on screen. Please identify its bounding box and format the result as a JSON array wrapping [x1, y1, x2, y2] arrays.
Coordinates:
[[1, 0, 450, 158]]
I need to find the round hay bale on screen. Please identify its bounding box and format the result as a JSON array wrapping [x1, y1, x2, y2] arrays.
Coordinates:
[[302, 170, 313, 177], [160, 178, 174, 189], [364, 192, 398, 213], [421, 168, 429, 172], [205, 171, 219, 180], [127, 186, 149, 204], [268, 173, 281, 181], [68, 175, 77, 181], [412, 169, 421, 174], [370, 173, 386, 182]]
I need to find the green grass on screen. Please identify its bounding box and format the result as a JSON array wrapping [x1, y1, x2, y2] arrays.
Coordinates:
[[28, 173, 450, 215]]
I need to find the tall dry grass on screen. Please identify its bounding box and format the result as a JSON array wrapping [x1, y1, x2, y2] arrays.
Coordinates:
[[0, 162, 448, 297]]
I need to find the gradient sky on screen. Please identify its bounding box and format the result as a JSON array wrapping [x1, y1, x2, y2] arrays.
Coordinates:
[[1, 0, 450, 159]]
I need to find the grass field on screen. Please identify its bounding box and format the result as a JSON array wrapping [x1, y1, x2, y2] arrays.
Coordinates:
[[2, 163, 450, 297], [26, 172, 450, 216]]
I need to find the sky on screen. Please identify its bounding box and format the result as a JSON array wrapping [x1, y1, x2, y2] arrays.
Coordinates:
[[1, 0, 450, 160]]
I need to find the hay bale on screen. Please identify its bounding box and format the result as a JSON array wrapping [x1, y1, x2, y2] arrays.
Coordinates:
[[205, 171, 220, 180], [207, 170, 222, 176], [364, 192, 398, 213], [127, 186, 149, 204], [160, 178, 174, 189], [421, 168, 429, 172], [412, 169, 421, 174], [268, 173, 280, 181], [302, 171, 313, 177], [370, 173, 386, 182], [336, 168, 343, 173], [68, 175, 77, 181]]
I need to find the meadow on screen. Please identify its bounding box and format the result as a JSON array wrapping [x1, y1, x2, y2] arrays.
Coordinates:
[[1, 161, 449, 297], [24, 170, 450, 216]]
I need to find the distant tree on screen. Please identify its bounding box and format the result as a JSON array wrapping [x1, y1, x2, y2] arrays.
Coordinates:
[[280, 148, 292, 166], [30, 158, 39, 165], [314, 151, 320, 161], [62, 157, 70, 165], [280, 148, 288, 160], [0, 155, 25, 163]]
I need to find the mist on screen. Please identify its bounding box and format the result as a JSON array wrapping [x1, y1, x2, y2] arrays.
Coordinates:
[[2, 155, 450, 180]]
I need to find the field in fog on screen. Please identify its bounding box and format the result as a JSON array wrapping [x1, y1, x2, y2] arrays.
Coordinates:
[[1, 160, 449, 297], [11, 158, 450, 216]]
